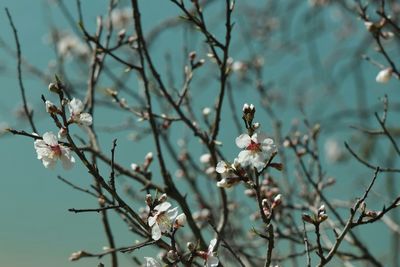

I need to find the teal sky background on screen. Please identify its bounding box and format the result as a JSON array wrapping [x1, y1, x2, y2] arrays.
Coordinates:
[[0, 1, 399, 266]]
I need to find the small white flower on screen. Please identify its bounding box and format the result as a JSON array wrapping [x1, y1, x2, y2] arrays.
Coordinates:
[[235, 133, 276, 171], [68, 98, 93, 126], [148, 202, 179, 240], [57, 33, 89, 58], [242, 103, 250, 112], [200, 153, 212, 164], [144, 257, 162, 267], [110, 8, 132, 29], [376, 68, 393, 83], [34, 132, 75, 169]]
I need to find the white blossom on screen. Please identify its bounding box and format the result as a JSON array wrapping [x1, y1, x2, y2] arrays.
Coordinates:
[[110, 8, 132, 29], [68, 98, 93, 126], [57, 33, 89, 58], [148, 202, 179, 240], [34, 132, 75, 169], [376, 68, 392, 83], [235, 133, 276, 171]]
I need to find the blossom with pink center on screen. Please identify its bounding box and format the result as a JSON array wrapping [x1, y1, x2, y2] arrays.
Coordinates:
[[235, 133, 276, 171], [34, 132, 75, 169], [68, 98, 93, 126], [148, 202, 182, 240]]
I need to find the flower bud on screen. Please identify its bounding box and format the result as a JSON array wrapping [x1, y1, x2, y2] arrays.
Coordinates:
[[48, 82, 60, 93], [145, 194, 153, 206], [376, 68, 393, 83], [189, 51, 197, 61], [45, 100, 58, 114], [187, 242, 196, 252], [69, 251, 90, 261], [58, 127, 67, 139], [174, 213, 187, 228], [202, 107, 211, 116], [200, 153, 211, 164], [167, 250, 179, 261], [158, 193, 167, 203], [130, 163, 140, 172]]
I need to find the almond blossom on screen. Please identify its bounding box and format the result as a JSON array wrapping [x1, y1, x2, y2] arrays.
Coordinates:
[[148, 201, 184, 240], [235, 133, 276, 172], [34, 132, 75, 169], [57, 33, 89, 59], [68, 98, 93, 126]]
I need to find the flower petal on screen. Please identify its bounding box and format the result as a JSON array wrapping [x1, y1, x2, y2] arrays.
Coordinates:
[[60, 152, 75, 170], [78, 113, 93, 126], [42, 157, 57, 169], [208, 238, 217, 253], [155, 202, 171, 213], [207, 255, 219, 267], [43, 132, 58, 146], [167, 207, 179, 221], [151, 223, 162, 240], [215, 161, 227, 174], [237, 150, 252, 167], [69, 98, 84, 114], [235, 134, 251, 149], [148, 216, 156, 227]]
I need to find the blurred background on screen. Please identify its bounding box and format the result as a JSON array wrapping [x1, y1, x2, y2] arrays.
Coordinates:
[[1, 0, 399, 266]]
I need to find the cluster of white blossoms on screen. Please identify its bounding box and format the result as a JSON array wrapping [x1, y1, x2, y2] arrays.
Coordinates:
[[147, 195, 186, 240], [34, 96, 93, 170], [215, 104, 277, 188]]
